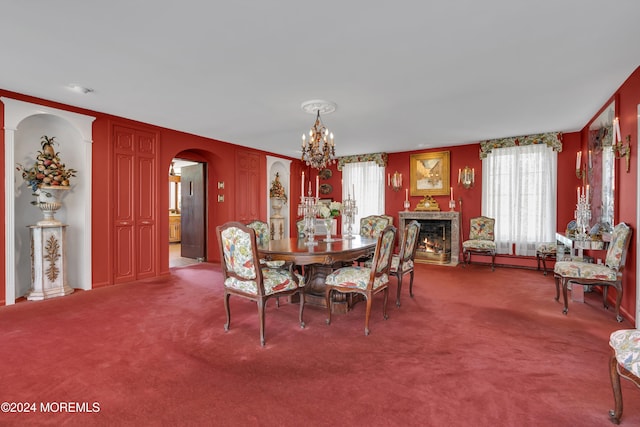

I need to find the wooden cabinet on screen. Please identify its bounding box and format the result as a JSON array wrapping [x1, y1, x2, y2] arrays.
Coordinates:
[[169, 215, 181, 242], [113, 125, 157, 283]]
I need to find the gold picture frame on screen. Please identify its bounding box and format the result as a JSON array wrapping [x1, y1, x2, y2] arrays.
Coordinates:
[[410, 151, 450, 196]]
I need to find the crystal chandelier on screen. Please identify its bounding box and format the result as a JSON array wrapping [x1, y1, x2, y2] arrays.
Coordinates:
[[300, 100, 336, 170]]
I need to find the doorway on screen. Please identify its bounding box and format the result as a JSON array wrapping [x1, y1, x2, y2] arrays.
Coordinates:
[[168, 158, 202, 268]]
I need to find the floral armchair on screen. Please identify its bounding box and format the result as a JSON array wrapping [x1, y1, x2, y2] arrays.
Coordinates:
[[553, 222, 632, 322], [608, 329, 640, 424], [359, 215, 390, 238], [325, 225, 397, 336], [390, 220, 420, 307], [462, 216, 496, 271], [246, 220, 270, 246], [216, 222, 305, 346]]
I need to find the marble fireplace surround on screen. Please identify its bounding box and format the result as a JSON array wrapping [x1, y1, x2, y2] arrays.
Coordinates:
[[399, 211, 461, 266]]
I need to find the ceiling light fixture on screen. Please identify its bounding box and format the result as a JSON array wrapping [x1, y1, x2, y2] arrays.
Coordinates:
[[68, 84, 94, 94], [300, 100, 336, 170]]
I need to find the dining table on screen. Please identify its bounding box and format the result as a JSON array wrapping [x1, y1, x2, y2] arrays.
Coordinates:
[[258, 235, 377, 313]]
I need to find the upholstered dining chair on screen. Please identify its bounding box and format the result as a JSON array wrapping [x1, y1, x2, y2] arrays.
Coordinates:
[[609, 329, 640, 424], [390, 220, 420, 307], [462, 216, 496, 271], [216, 222, 305, 346], [553, 222, 632, 322], [359, 215, 390, 238], [246, 219, 270, 246], [296, 219, 306, 239], [325, 225, 397, 336]]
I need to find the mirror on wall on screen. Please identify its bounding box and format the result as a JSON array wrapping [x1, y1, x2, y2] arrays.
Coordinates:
[[587, 101, 615, 232]]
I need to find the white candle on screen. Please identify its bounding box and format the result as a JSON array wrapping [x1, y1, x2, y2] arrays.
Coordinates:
[[576, 151, 581, 169], [405, 188, 408, 202], [316, 176, 319, 199], [577, 187, 580, 201], [387, 173, 390, 186], [301, 171, 305, 196], [588, 150, 592, 169], [450, 186, 453, 201], [353, 184, 355, 200], [586, 184, 590, 200], [615, 118, 622, 142]]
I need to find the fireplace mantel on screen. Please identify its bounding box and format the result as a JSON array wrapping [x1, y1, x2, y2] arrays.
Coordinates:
[[399, 211, 461, 266]]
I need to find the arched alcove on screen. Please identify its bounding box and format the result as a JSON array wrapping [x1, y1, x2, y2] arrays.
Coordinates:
[[2, 97, 95, 304], [266, 156, 291, 239]]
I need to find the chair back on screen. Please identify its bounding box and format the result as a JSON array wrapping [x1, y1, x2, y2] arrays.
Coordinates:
[[360, 215, 390, 238], [469, 216, 495, 241], [368, 225, 397, 284], [246, 220, 270, 246], [217, 222, 264, 296], [399, 220, 421, 265], [605, 223, 633, 271]]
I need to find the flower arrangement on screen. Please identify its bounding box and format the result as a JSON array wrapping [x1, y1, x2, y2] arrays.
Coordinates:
[[269, 172, 287, 203], [16, 135, 77, 192], [318, 201, 342, 219]]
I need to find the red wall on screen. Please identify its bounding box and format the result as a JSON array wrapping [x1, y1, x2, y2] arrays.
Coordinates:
[[1, 65, 638, 318]]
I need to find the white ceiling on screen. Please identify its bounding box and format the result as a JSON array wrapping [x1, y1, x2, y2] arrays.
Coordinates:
[[1, 1, 639, 158]]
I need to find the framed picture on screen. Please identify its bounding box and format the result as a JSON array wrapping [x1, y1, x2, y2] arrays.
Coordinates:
[[410, 151, 450, 196]]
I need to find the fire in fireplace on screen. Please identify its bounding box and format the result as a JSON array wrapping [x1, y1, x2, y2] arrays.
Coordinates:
[[416, 220, 451, 264]]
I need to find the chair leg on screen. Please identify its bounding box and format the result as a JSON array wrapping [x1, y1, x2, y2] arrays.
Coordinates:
[[554, 276, 561, 302], [491, 251, 495, 271], [536, 253, 541, 271], [298, 289, 305, 329], [541, 255, 548, 276], [609, 353, 623, 424], [364, 294, 373, 336], [562, 279, 569, 315], [396, 274, 403, 307], [223, 293, 231, 331], [382, 288, 389, 321], [614, 285, 624, 323], [257, 299, 266, 347], [325, 289, 333, 326], [408, 271, 415, 298]]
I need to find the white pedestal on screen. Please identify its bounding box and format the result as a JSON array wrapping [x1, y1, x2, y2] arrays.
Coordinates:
[[27, 224, 74, 301], [270, 217, 285, 240]]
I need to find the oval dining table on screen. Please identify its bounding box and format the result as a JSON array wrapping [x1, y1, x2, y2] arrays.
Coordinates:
[[258, 235, 377, 313]]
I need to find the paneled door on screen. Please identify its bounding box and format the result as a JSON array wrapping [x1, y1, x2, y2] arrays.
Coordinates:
[[113, 125, 157, 283], [235, 150, 260, 221], [180, 163, 206, 259]]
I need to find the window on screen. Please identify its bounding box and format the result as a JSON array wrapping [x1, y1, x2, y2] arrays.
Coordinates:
[[482, 144, 557, 256], [341, 161, 385, 234]]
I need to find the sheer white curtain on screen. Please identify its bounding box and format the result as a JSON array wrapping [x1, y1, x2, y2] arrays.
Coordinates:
[[341, 161, 385, 235], [482, 144, 557, 256]]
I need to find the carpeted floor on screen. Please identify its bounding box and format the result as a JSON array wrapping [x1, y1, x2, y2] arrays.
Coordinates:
[[0, 262, 638, 426]]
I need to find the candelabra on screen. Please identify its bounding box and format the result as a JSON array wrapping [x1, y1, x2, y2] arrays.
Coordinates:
[[341, 195, 358, 240], [574, 192, 591, 241], [298, 194, 319, 246]]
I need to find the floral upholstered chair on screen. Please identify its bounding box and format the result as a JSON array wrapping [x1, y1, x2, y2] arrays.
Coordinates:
[[462, 216, 496, 271], [608, 329, 640, 424], [390, 220, 420, 307], [246, 219, 270, 246], [553, 222, 632, 322], [325, 225, 397, 336], [216, 222, 305, 346], [359, 215, 390, 238], [536, 242, 557, 276], [296, 219, 306, 239]]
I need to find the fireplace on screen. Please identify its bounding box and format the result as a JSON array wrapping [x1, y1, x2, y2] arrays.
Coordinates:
[[399, 211, 461, 265]]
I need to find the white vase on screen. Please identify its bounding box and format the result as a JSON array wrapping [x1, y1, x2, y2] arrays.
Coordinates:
[[36, 185, 70, 226]]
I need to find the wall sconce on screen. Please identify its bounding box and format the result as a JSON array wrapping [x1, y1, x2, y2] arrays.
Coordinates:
[[387, 171, 403, 192], [614, 135, 631, 173], [458, 166, 474, 189], [575, 150, 593, 180]]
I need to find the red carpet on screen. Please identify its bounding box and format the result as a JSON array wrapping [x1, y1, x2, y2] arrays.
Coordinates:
[[0, 262, 639, 426]]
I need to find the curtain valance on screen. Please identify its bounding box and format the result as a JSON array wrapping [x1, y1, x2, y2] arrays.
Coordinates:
[[479, 132, 563, 159], [337, 152, 388, 171]]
